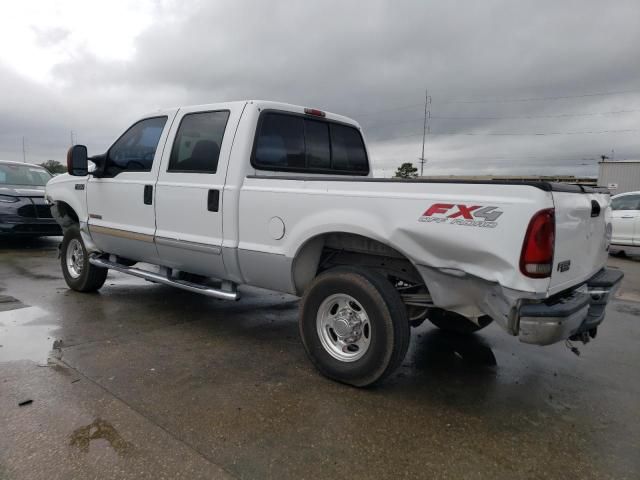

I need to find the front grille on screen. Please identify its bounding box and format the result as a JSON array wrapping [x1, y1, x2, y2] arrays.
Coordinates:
[[17, 204, 37, 218], [35, 204, 53, 218], [14, 198, 52, 219]]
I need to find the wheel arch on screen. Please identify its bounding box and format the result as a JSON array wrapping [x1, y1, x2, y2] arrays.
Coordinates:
[[291, 231, 423, 296], [51, 200, 80, 230]]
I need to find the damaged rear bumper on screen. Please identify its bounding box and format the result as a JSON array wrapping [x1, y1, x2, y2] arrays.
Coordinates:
[[518, 268, 624, 345]]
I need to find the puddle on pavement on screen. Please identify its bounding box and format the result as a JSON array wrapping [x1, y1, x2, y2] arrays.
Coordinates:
[[69, 418, 133, 456], [0, 305, 62, 364]]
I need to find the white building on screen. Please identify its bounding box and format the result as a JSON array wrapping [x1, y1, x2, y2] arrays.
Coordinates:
[[598, 160, 640, 194]]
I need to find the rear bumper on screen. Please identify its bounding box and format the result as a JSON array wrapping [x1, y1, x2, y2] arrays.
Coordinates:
[[518, 268, 624, 345]]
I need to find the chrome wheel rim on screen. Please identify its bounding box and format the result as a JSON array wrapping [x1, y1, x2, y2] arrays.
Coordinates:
[[66, 238, 84, 279], [316, 293, 371, 362]]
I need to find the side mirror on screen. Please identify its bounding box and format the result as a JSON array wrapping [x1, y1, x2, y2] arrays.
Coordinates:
[[66, 145, 88, 176]]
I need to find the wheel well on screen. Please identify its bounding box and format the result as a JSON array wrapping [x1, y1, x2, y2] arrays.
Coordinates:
[[292, 232, 423, 296], [51, 201, 79, 230]]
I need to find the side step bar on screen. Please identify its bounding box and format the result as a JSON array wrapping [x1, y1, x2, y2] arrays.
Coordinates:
[[89, 255, 239, 301]]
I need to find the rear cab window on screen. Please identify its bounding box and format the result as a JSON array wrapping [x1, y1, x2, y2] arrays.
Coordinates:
[[252, 111, 369, 175]]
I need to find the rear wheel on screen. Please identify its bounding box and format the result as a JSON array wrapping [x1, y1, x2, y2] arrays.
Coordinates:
[[299, 266, 410, 387], [427, 308, 492, 334], [61, 225, 108, 292]]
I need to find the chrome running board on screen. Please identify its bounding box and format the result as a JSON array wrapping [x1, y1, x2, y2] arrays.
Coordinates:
[[89, 255, 239, 301]]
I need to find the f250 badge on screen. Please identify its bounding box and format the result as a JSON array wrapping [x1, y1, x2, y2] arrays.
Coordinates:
[[419, 203, 503, 228]]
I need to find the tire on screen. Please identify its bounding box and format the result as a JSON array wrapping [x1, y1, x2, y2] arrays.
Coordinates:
[[60, 225, 108, 292], [299, 266, 410, 387], [427, 308, 492, 334]]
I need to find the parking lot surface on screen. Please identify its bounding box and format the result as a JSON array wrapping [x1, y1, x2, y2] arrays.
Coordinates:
[[1, 237, 639, 479]]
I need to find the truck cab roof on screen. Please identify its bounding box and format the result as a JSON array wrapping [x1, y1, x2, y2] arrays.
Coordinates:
[[142, 100, 362, 131]]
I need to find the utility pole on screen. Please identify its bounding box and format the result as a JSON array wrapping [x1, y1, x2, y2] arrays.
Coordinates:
[[22, 137, 26, 163], [70, 130, 75, 147], [418, 88, 431, 177]]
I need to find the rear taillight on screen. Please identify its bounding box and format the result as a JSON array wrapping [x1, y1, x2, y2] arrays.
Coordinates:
[[520, 208, 555, 278]]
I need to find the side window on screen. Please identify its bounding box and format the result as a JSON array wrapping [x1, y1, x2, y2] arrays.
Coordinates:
[[252, 111, 369, 174], [168, 111, 230, 173], [107, 116, 167, 174], [611, 195, 640, 210], [254, 113, 304, 168], [330, 123, 368, 172]]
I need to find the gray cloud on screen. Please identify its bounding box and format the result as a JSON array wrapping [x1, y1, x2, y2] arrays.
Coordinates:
[[31, 26, 70, 47], [2, 0, 639, 175]]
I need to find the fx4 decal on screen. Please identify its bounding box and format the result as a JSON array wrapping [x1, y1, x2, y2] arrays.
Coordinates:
[[419, 203, 504, 228]]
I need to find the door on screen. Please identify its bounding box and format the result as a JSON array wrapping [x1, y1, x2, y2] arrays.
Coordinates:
[[154, 105, 240, 277], [87, 111, 177, 264], [610, 194, 640, 246]]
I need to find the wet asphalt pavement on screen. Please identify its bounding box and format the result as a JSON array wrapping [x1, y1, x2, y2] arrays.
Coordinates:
[[1, 237, 639, 479]]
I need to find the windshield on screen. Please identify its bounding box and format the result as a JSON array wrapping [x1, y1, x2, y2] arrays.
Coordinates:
[[0, 163, 53, 186]]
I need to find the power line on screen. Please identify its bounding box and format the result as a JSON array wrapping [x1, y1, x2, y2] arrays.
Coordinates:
[[361, 108, 640, 129], [441, 89, 640, 104], [351, 89, 640, 118], [371, 128, 640, 141]]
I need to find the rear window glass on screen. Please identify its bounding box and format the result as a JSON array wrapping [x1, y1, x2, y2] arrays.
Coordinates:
[[330, 123, 368, 172], [305, 120, 331, 169], [254, 114, 305, 168], [253, 112, 368, 174]]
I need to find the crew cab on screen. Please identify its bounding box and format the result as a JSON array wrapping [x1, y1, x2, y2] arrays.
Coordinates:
[[46, 100, 623, 386]]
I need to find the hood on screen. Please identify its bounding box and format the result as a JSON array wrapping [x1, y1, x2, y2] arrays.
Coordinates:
[[0, 184, 46, 197]]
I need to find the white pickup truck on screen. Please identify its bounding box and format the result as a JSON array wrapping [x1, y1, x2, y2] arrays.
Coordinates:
[[46, 100, 623, 386]]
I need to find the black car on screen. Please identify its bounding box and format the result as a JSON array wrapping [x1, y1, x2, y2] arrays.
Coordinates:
[[0, 160, 62, 237]]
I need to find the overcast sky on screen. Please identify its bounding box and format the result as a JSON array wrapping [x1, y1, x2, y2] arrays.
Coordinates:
[[1, 0, 639, 176]]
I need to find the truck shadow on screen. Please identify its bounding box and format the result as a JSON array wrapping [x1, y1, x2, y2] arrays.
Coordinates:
[[410, 329, 498, 372]]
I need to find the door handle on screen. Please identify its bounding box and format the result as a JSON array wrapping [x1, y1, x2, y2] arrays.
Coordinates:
[[207, 189, 220, 212], [621, 215, 635, 218], [144, 185, 153, 205]]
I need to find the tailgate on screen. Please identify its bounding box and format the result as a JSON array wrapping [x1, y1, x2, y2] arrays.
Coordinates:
[[549, 189, 610, 294]]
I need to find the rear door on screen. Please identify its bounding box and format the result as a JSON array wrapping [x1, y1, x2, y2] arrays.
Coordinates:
[[610, 194, 640, 245], [87, 111, 177, 263], [154, 104, 242, 277], [549, 190, 610, 294]]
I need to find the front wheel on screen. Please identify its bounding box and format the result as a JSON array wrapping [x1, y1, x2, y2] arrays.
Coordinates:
[[60, 225, 108, 292], [299, 266, 410, 387]]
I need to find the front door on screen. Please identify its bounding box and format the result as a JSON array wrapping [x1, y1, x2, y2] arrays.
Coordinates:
[[154, 105, 241, 277], [87, 111, 177, 264]]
